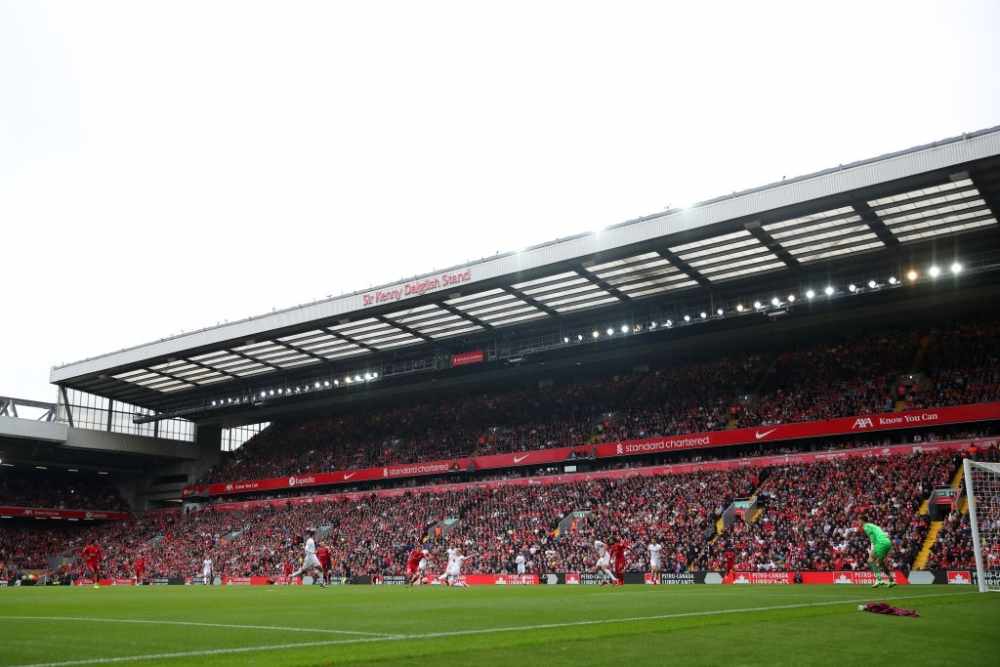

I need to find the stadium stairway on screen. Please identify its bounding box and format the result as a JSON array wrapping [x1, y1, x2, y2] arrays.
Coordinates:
[[913, 464, 969, 569], [711, 517, 725, 543], [913, 521, 943, 570], [711, 493, 765, 544], [950, 466, 965, 490]]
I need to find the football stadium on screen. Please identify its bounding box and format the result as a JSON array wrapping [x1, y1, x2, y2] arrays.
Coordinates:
[[3, 125, 1000, 665]]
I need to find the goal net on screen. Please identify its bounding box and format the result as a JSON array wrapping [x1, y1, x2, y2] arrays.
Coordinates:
[[963, 459, 1000, 592]]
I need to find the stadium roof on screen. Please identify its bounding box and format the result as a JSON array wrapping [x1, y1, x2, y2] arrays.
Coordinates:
[[51, 127, 1000, 414]]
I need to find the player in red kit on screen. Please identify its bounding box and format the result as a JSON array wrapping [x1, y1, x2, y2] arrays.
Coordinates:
[[723, 546, 736, 584], [316, 544, 332, 586], [609, 537, 629, 586], [406, 547, 428, 586], [134, 556, 146, 586], [81, 543, 103, 588]]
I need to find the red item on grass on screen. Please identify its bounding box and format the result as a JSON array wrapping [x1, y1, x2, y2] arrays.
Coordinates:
[[862, 602, 920, 617]]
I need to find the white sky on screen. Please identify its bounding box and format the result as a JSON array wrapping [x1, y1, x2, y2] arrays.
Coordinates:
[[1, 0, 998, 403]]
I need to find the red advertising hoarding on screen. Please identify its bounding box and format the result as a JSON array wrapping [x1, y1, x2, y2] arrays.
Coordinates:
[[429, 574, 540, 586], [729, 572, 796, 584], [183, 402, 1000, 498], [946, 571, 973, 584], [221, 576, 274, 586], [74, 578, 135, 587], [591, 402, 1000, 459], [799, 571, 909, 585], [722, 571, 908, 585]]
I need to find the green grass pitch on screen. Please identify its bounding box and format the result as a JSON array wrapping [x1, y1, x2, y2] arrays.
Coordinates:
[[2, 585, 998, 666]]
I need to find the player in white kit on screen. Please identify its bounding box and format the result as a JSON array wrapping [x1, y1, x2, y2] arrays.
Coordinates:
[[437, 546, 471, 587], [647, 542, 663, 584], [202, 557, 213, 585], [593, 540, 616, 585], [436, 547, 457, 586], [290, 528, 326, 587], [515, 552, 526, 575], [418, 551, 429, 580]]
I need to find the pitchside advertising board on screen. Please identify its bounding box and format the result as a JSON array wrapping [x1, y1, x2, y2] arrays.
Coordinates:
[[0, 507, 129, 521], [643, 573, 704, 585], [421, 574, 541, 586], [940, 570, 1000, 586], [182, 402, 1000, 498], [50, 570, 991, 587], [73, 578, 140, 586]]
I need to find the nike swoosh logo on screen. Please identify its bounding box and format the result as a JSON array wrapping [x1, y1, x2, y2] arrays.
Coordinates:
[[343, 473, 355, 480], [513, 454, 530, 463], [755, 428, 777, 440]]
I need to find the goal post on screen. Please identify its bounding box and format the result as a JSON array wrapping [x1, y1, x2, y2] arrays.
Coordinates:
[[963, 458, 1000, 592]]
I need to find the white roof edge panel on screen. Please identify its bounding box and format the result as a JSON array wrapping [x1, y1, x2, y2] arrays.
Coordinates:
[[51, 126, 1000, 382]]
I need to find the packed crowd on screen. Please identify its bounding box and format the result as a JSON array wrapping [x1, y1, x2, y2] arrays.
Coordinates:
[[0, 471, 129, 511], [926, 441, 1000, 570], [701, 451, 960, 572], [927, 512, 976, 570], [919, 320, 1000, 409], [3, 446, 982, 581], [200, 320, 1000, 485], [545, 470, 760, 574], [194, 426, 994, 507]]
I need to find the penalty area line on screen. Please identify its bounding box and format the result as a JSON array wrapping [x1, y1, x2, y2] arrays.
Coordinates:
[[0, 616, 394, 637], [6, 591, 977, 667], [5, 638, 393, 667]]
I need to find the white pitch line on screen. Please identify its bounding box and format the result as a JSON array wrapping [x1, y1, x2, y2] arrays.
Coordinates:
[[0, 616, 394, 637], [6, 591, 976, 667], [407, 590, 978, 640], [4, 639, 390, 667]]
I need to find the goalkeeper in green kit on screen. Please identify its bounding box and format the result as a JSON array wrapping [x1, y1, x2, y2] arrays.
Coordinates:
[[856, 515, 896, 588]]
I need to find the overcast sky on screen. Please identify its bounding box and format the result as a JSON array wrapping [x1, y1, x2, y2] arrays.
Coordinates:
[[1, 0, 998, 403]]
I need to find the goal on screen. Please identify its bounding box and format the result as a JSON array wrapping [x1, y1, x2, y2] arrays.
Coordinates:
[[962, 459, 1000, 592]]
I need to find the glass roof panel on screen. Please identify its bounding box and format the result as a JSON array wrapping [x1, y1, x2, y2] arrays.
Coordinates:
[[277, 329, 328, 344], [762, 206, 857, 233], [795, 241, 886, 263], [445, 288, 506, 305], [669, 229, 751, 253], [586, 252, 662, 273], [555, 296, 622, 313], [488, 311, 549, 326], [672, 236, 761, 261], [625, 280, 699, 298], [706, 261, 786, 282], [867, 179, 973, 206], [428, 325, 483, 338], [478, 305, 541, 321], [896, 217, 996, 242], [512, 271, 580, 290]]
